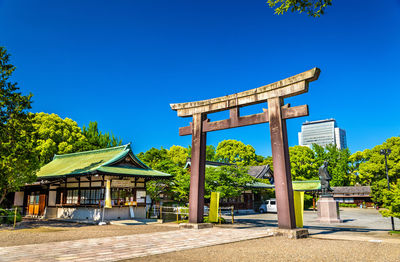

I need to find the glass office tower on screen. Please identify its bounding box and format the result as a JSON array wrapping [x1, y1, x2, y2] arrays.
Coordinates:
[[298, 119, 347, 149]]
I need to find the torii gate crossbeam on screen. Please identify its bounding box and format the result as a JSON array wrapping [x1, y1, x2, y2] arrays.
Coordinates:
[[170, 68, 320, 229]]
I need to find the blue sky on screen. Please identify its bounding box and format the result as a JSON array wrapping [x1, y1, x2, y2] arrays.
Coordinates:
[[1, 0, 399, 157]]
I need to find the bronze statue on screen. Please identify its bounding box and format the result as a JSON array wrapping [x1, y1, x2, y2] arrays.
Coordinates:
[[319, 161, 332, 196]]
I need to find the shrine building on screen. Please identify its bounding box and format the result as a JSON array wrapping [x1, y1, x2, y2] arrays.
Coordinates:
[[13, 144, 171, 221]]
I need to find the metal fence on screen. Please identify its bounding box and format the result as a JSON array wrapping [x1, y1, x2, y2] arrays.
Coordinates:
[[148, 205, 235, 224]]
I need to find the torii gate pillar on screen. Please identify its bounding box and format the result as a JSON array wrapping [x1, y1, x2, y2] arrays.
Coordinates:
[[268, 97, 295, 228], [189, 113, 207, 223], [171, 68, 320, 229]]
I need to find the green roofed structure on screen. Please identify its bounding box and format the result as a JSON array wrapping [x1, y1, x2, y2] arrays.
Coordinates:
[[13, 144, 171, 221]]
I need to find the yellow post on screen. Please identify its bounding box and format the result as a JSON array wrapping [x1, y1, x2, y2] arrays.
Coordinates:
[[13, 207, 17, 228], [209, 192, 220, 223], [219, 208, 222, 224], [104, 180, 112, 209], [231, 206, 234, 224], [293, 191, 304, 228], [176, 207, 179, 223]]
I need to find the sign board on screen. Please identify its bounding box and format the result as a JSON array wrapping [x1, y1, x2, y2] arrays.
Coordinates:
[[111, 180, 134, 188], [136, 190, 146, 203]]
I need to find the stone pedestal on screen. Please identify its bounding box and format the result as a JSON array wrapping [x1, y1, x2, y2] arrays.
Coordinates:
[[269, 228, 309, 239], [179, 223, 213, 229], [317, 197, 342, 223]]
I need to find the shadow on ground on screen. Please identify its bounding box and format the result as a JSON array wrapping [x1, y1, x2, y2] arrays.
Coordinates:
[[230, 217, 391, 236]]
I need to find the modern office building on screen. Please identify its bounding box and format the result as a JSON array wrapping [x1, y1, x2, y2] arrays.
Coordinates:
[[298, 119, 347, 149]]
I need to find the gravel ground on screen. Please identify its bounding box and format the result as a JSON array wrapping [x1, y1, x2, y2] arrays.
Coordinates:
[[0, 219, 177, 247], [128, 236, 400, 262]]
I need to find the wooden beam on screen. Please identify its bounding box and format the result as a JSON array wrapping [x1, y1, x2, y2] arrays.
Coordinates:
[[179, 104, 308, 136], [170, 68, 319, 117]]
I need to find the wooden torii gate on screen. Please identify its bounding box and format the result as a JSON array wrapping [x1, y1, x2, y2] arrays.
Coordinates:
[[170, 68, 320, 229]]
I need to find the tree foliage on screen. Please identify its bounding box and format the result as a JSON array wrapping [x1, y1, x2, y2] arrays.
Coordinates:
[[167, 145, 189, 167], [31, 113, 91, 165], [356, 137, 400, 185], [215, 139, 256, 166], [138, 145, 256, 204], [267, 0, 332, 17], [289, 145, 318, 180], [354, 137, 400, 218], [31, 115, 124, 166], [82, 121, 122, 150], [0, 47, 39, 205], [311, 144, 354, 186], [379, 179, 400, 219], [205, 166, 254, 199]]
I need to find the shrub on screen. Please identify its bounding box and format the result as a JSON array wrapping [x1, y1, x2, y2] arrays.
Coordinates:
[[0, 208, 22, 224], [339, 203, 357, 208]]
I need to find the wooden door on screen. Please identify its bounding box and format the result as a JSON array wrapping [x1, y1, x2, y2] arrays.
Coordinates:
[[39, 194, 46, 216], [28, 195, 34, 215], [33, 195, 39, 215]]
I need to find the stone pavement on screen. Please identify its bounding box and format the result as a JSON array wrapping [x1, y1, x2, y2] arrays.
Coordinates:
[[0, 227, 273, 262]]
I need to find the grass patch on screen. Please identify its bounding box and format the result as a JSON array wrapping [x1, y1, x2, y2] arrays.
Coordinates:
[[389, 230, 400, 235]]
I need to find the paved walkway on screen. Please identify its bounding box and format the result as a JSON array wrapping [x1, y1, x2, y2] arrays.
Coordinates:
[[0, 228, 272, 262]]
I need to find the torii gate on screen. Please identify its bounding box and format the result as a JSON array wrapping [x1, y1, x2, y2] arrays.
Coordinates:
[[170, 68, 320, 229]]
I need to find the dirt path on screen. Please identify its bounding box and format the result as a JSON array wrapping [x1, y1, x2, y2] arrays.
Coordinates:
[[129, 236, 400, 262], [0, 219, 177, 247]]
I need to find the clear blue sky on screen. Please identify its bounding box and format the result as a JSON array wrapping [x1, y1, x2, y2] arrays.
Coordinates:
[[1, 0, 399, 157]]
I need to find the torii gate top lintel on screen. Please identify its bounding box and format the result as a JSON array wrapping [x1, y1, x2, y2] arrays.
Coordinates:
[[170, 67, 320, 118]]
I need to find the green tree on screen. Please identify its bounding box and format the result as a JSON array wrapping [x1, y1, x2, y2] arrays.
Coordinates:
[[289, 145, 318, 180], [206, 145, 216, 161], [312, 144, 354, 186], [267, 0, 332, 17], [357, 137, 400, 185], [0, 47, 39, 205], [31, 113, 92, 165], [204, 166, 255, 199], [168, 145, 189, 167], [82, 121, 122, 150], [215, 139, 256, 166], [187, 145, 217, 161], [138, 147, 187, 203], [260, 156, 274, 170], [379, 179, 400, 219], [370, 179, 388, 207]]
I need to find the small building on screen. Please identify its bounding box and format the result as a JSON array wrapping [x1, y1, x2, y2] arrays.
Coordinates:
[[332, 186, 372, 207], [13, 144, 171, 221]]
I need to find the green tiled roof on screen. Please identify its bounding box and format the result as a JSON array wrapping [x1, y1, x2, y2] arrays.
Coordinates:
[[36, 144, 171, 179], [292, 180, 321, 191], [247, 181, 274, 188], [247, 180, 321, 191], [98, 166, 171, 178]]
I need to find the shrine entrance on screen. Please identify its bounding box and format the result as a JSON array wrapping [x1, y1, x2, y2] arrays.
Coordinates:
[[170, 68, 320, 229]]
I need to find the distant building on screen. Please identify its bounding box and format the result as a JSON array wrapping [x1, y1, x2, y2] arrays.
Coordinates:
[[298, 119, 347, 149], [332, 186, 372, 207]]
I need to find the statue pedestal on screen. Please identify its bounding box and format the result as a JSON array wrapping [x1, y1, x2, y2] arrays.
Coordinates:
[[317, 197, 342, 224]]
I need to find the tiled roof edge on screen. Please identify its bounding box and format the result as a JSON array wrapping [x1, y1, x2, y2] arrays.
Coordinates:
[[53, 144, 130, 159]]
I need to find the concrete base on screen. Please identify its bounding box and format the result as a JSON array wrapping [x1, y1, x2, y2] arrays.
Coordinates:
[[270, 228, 309, 239], [317, 197, 343, 224], [179, 223, 213, 229]]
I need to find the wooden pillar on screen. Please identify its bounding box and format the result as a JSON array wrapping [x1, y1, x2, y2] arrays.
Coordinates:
[[189, 113, 207, 223], [268, 97, 296, 229]]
